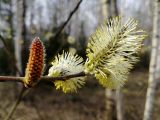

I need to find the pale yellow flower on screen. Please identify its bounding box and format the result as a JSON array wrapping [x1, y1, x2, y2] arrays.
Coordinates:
[[48, 52, 85, 93], [85, 17, 146, 89]]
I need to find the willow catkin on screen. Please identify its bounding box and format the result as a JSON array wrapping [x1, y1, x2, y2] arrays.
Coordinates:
[[48, 52, 85, 93], [24, 37, 45, 87], [85, 17, 146, 88]]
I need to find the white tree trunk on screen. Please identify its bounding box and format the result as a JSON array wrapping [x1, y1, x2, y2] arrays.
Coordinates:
[[101, 0, 110, 20], [143, 0, 160, 120], [101, 1, 116, 120], [102, 0, 124, 120], [105, 89, 116, 120], [101, 1, 124, 120], [112, 1, 124, 119], [116, 88, 124, 120], [14, 0, 25, 75]]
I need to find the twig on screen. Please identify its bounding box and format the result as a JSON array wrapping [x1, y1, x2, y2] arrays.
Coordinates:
[[4, 86, 27, 120], [53, 0, 83, 39], [0, 72, 86, 83], [1, 71, 86, 120], [43, 0, 83, 74], [0, 104, 14, 120], [0, 35, 10, 52], [0, 76, 23, 82]]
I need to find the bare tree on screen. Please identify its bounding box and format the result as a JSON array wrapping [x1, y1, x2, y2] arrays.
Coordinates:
[[143, 0, 160, 120]]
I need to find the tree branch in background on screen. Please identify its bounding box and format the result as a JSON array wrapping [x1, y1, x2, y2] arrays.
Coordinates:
[[4, 86, 27, 120], [0, 34, 22, 76], [2, 71, 85, 120], [53, 0, 83, 39], [1, 71, 85, 120], [0, 72, 86, 83], [45, 0, 83, 74], [0, 71, 85, 120]]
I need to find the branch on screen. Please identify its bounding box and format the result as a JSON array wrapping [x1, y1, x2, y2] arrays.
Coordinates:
[[4, 86, 27, 120], [0, 72, 86, 83], [2, 71, 85, 120], [53, 0, 83, 39], [0, 34, 22, 76], [0, 76, 23, 82], [1, 72, 86, 120]]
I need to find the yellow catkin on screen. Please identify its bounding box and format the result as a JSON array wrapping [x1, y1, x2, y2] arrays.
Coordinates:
[[24, 37, 45, 87]]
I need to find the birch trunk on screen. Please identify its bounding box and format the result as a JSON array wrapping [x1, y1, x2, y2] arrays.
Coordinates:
[[21, 0, 27, 75], [101, 0, 117, 120], [116, 88, 124, 120], [105, 89, 116, 120], [143, 0, 160, 120], [111, 1, 125, 119], [14, 0, 26, 76], [101, 0, 110, 19], [101, 0, 124, 120]]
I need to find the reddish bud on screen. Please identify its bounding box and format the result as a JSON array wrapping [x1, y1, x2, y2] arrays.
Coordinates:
[[24, 37, 45, 87]]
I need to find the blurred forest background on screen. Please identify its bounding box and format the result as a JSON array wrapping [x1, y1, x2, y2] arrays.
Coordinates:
[[0, 0, 160, 120]]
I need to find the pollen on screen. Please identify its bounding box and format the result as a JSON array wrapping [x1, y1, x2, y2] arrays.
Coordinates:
[[24, 37, 45, 87]]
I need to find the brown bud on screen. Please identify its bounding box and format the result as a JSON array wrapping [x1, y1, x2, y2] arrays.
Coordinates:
[[24, 37, 45, 87]]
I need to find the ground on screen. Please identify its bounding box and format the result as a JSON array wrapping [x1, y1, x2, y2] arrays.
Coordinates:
[[0, 69, 160, 120]]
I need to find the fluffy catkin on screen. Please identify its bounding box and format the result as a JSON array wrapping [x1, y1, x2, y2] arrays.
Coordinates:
[[85, 17, 146, 89], [24, 37, 45, 87]]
